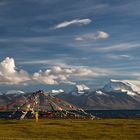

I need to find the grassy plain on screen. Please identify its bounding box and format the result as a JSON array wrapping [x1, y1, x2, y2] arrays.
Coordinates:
[[0, 119, 140, 140]]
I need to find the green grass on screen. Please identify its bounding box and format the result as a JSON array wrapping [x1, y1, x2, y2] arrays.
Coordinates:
[[0, 119, 140, 140]]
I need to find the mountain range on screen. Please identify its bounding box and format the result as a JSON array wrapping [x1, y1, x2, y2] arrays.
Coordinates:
[[57, 80, 140, 109], [1, 79, 140, 110]]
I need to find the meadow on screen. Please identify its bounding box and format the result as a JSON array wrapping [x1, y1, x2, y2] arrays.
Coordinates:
[[0, 119, 140, 140]]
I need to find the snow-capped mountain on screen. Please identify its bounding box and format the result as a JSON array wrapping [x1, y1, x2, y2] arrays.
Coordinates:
[[76, 84, 90, 93], [103, 79, 140, 94], [1, 80, 140, 110], [6, 90, 25, 95], [70, 84, 90, 96], [95, 90, 107, 96], [57, 80, 140, 109], [100, 79, 140, 101], [0, 90, 27, 109], [50, 89, 64, 95]]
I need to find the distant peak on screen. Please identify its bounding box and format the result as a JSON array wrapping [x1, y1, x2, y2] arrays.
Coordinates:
[[76, 84, 90, 93], [110, 79, 121, 82], [103, 79, 140, 93], [6, 90, 25, 94], [50, 89, 64, 95]]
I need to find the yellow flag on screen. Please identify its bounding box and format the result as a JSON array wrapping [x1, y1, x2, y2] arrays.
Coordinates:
[[35, 112, 38, 123]]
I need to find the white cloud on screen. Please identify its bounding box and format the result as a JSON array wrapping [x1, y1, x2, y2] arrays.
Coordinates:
[[131, 73, 140, 77], [20, 59, 68, 67], [53, 18, 92, 29], [1, 57, 140, 86], [0, 57, 30, 85], [96, 43, 140, 52], [105, 54, 133, 60], [32, 66, 108, 85], [0, 57, 111, 85], [75, 31, 109, 41]]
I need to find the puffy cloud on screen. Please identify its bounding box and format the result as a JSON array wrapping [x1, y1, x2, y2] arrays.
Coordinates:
[[32, 66, 94, 85], [0, 57, 111, 85], [32, 70, 58, 85], [75, 31, 109, 41], [53, 18, 92, 29], [0, 57, 30, 85]]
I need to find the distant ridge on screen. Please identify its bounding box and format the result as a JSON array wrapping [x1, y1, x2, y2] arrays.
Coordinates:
[[57, 80, 140, 109], [1, 80, 140, 110]]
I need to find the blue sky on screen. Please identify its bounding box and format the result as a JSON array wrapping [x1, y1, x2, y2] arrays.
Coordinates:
[[0, 0, 140, 92]]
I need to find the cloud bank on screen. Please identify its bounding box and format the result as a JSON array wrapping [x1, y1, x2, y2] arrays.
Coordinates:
[[0, 57, 140, 87], [54, 18, 92, 29], [0, 57, 109, 85]]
